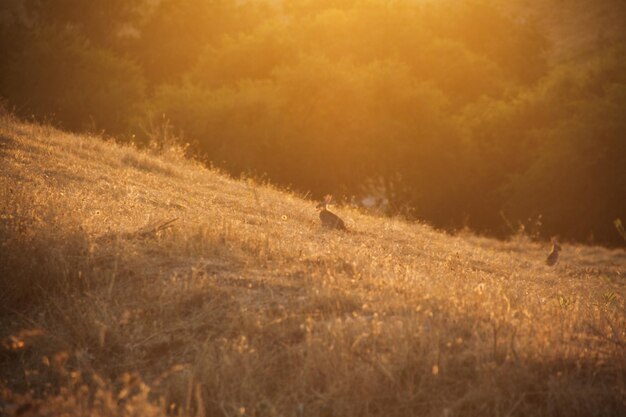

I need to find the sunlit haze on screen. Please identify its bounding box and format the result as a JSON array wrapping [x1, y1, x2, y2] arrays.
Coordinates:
[[1, 1, 625, 416]]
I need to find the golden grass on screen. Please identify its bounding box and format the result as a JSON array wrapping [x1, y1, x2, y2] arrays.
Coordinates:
[[0, 114, 624, 417]]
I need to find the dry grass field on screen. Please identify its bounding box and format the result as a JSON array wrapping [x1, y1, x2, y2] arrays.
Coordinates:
[[0, 114, 625, 416]]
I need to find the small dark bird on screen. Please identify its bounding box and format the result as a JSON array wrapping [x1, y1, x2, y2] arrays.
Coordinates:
[[316, 195, 347, 231], [546, 238, 562, 266]]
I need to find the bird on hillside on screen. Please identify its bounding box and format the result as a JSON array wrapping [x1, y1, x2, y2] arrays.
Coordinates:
[[546, 238, 562, 266], [316, 195, 347, 231]]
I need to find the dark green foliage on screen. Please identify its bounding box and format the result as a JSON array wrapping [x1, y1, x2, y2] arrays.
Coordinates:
[[29, 0, 142, 46], [129, 0, 272, 83], [1, 26, 146, 134], [503, 49, 626, 242]]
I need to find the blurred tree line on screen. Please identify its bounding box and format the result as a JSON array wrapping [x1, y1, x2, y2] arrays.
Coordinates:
[[1, 0, 624, 246]]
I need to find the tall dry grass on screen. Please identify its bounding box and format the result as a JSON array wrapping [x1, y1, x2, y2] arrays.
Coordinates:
[[1, 115, 625, 416]]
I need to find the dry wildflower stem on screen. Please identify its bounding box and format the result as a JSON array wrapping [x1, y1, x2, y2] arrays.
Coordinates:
[[0, 115, 625, 417]]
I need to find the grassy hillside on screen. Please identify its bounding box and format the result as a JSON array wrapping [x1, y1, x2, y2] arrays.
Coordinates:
[[0, 115, 625, 417]]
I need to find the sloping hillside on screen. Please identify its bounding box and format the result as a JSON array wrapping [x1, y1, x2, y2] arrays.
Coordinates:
[[1, 115, 625, 417]]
